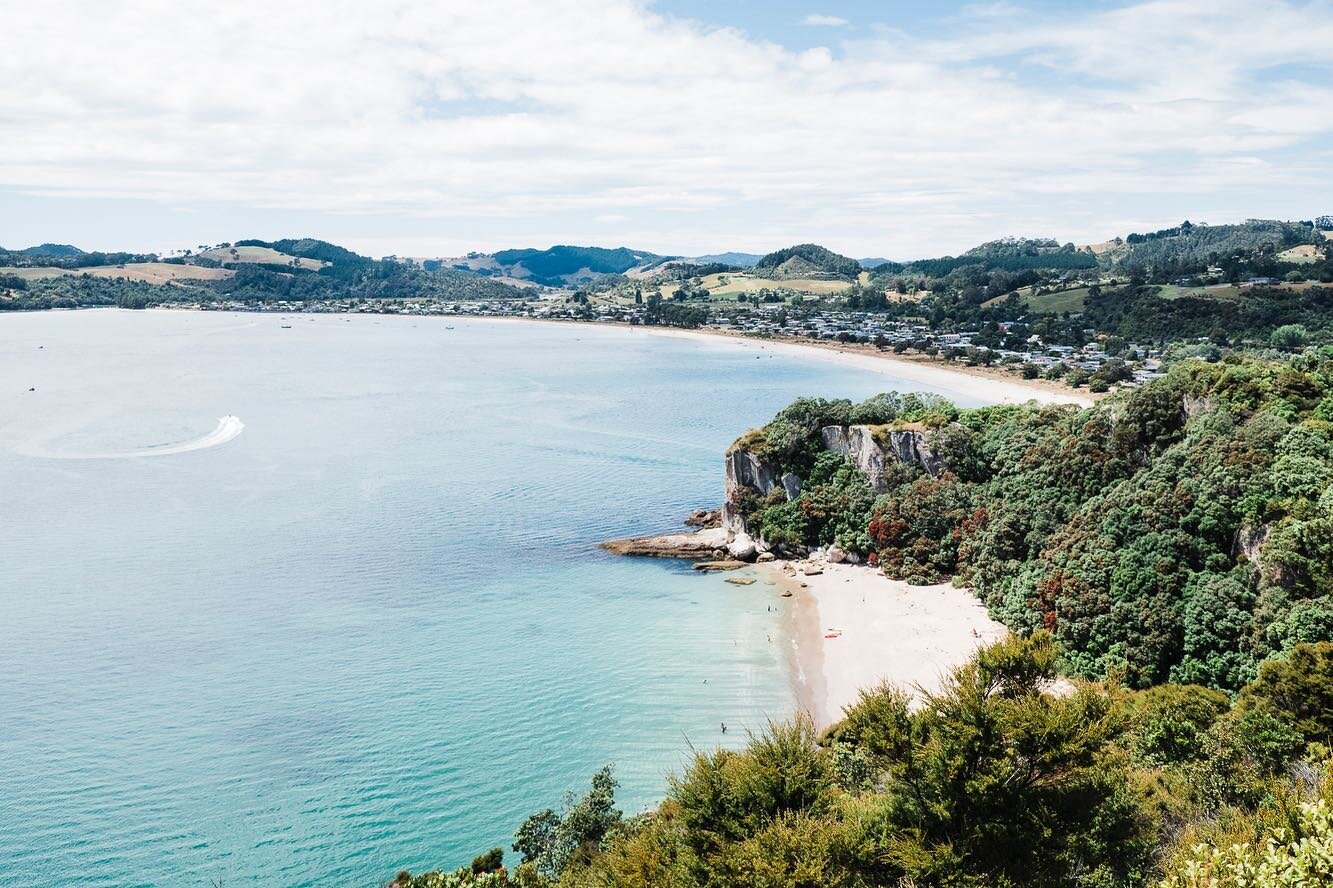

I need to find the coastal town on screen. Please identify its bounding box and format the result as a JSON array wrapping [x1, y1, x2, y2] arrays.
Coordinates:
[[178, 294, 1167, 389]]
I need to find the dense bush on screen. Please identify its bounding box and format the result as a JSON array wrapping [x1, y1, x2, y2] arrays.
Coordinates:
[[731, 355, 1333, 691]]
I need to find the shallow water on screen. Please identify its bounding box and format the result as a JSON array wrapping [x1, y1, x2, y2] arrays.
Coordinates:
[[0, 310, 983, 886]]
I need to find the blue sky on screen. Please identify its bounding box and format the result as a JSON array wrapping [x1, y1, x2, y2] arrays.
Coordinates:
[[1, 0, 1331, 260]]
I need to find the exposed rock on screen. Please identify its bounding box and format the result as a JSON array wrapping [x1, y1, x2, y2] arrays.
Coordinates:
[[756, 551, 776, 563], [845, 552, 861, 565], [819, 424, 944, 490], [802, 565, 824, 576], [725, 577, 757, 586], [781, 590, 794, 597], [727, 532, 758, 562], [694, 560, 748, 571], [827, 545, 846, 564], [723, 448, 781, 535], [1183, 394, 1216, 420], [684, 508, 722, 528], [601, 526, 728, 558], [781, 472, 803, 501], [1233, 525, 1270, 572]]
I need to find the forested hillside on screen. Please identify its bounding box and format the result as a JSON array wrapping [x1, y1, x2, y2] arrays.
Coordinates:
[[735, 355, 1333, 690], [0, 238, 529, 309], [754, 244, 862, 278], [488, 246, 662, 286]]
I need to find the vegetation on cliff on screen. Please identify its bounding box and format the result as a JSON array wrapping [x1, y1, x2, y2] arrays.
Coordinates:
[[731, 354, 1333, 692]]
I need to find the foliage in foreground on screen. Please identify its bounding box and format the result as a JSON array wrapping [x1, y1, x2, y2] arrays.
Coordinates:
[[396, 635, 1333, 887]]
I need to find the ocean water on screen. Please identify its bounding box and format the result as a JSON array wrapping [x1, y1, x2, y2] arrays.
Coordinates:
[[0, 310, 983, 887]]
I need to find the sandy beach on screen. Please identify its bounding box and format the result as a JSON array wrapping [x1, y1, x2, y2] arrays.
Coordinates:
[[454, 314, 1096, 407], [759, 559, 1008, 729]]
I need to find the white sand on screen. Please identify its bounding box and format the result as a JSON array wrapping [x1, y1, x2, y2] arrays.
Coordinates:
[[760, 560, 1008, 729]]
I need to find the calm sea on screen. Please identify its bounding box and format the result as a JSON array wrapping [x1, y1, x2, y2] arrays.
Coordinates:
[[0, 310, 983, 887]]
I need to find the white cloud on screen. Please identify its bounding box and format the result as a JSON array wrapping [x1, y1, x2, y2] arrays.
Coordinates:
[[0, 0, 1331, 257], [802, 13, 849, 26]]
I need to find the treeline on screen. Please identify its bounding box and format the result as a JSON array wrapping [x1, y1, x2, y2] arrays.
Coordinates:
[[0, 246, 156, 268], [1113, 220, 1317, 268], [0, 275, 163, 310], [392, 634, 1333, 888], [1085, 283, 1333, 345]]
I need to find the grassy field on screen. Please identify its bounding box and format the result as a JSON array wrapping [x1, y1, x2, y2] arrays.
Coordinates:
[[1277, 244, 1321, 264], [1026, 287, 1090, 313], [701, 272, 853, 297], [981, 285, 1090, 313], [198, 246, 327, 270], [1, 263, 234, 284]]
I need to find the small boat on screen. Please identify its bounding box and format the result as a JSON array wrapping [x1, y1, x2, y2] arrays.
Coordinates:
[[280, 324, 292, 329], [445, 325, 455, 330]]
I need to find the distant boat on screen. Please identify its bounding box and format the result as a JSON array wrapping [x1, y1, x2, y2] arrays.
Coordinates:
[[280, 324, 292, 329], [445, 325, 455, 330]]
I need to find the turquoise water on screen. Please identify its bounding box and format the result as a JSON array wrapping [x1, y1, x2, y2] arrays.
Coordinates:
[[0, 311, 982, 887]]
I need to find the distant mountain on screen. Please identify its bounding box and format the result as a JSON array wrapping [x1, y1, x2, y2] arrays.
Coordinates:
[[22, 243, 85, 258], [858, 257, 893, 268], [477, 245, 664, 287], [754, 244, 861, 279], [690, 252, 762, 268]]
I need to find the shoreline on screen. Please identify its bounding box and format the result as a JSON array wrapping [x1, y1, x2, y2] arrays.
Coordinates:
[[758, 558, 1008, 729], [453, 314, 1096, 407], [135, 306, 1095, 407]]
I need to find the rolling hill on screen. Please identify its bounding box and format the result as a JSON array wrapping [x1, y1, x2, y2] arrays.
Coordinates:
[[446, 245, 666, 287], [754, 243, 861, 279]]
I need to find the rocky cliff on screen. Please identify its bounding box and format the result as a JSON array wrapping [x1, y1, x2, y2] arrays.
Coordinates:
[[725, 424, 945, 542]]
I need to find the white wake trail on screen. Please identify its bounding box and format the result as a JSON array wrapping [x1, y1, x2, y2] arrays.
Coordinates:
[[43, 415, 245, 459]]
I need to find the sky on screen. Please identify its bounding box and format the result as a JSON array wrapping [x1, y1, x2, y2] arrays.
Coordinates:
[[2, 0, 1332, 260]]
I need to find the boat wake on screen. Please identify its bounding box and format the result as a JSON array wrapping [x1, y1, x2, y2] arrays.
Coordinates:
[[40, 415, 245, 459]]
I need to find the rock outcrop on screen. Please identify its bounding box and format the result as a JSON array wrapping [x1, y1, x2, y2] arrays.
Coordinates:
[[723, 447, 786, 535], [819, 424, 943, 491], [601, 527, 728, 558], [723, 424, 948, 541], [1233, 524, 1270, 574], [684, 508, 722, 528]]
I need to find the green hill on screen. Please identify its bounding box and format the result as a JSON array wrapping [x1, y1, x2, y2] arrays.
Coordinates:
[[489, 245, 662, 286], [20, 243, 85, 258], [754, 243, 861, 278], [1102, 219, 1318, 270]]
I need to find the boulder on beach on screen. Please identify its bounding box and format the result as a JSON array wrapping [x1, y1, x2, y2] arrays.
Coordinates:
[[601, 526, 727, 558], [727, 532, 758, 562], [693, 560, 748, 571]]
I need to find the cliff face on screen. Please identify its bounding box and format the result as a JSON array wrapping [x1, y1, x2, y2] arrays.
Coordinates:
[[725, 424, 945, 539], [819, 425, 944, 491], [723, 448, 786, 535]]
